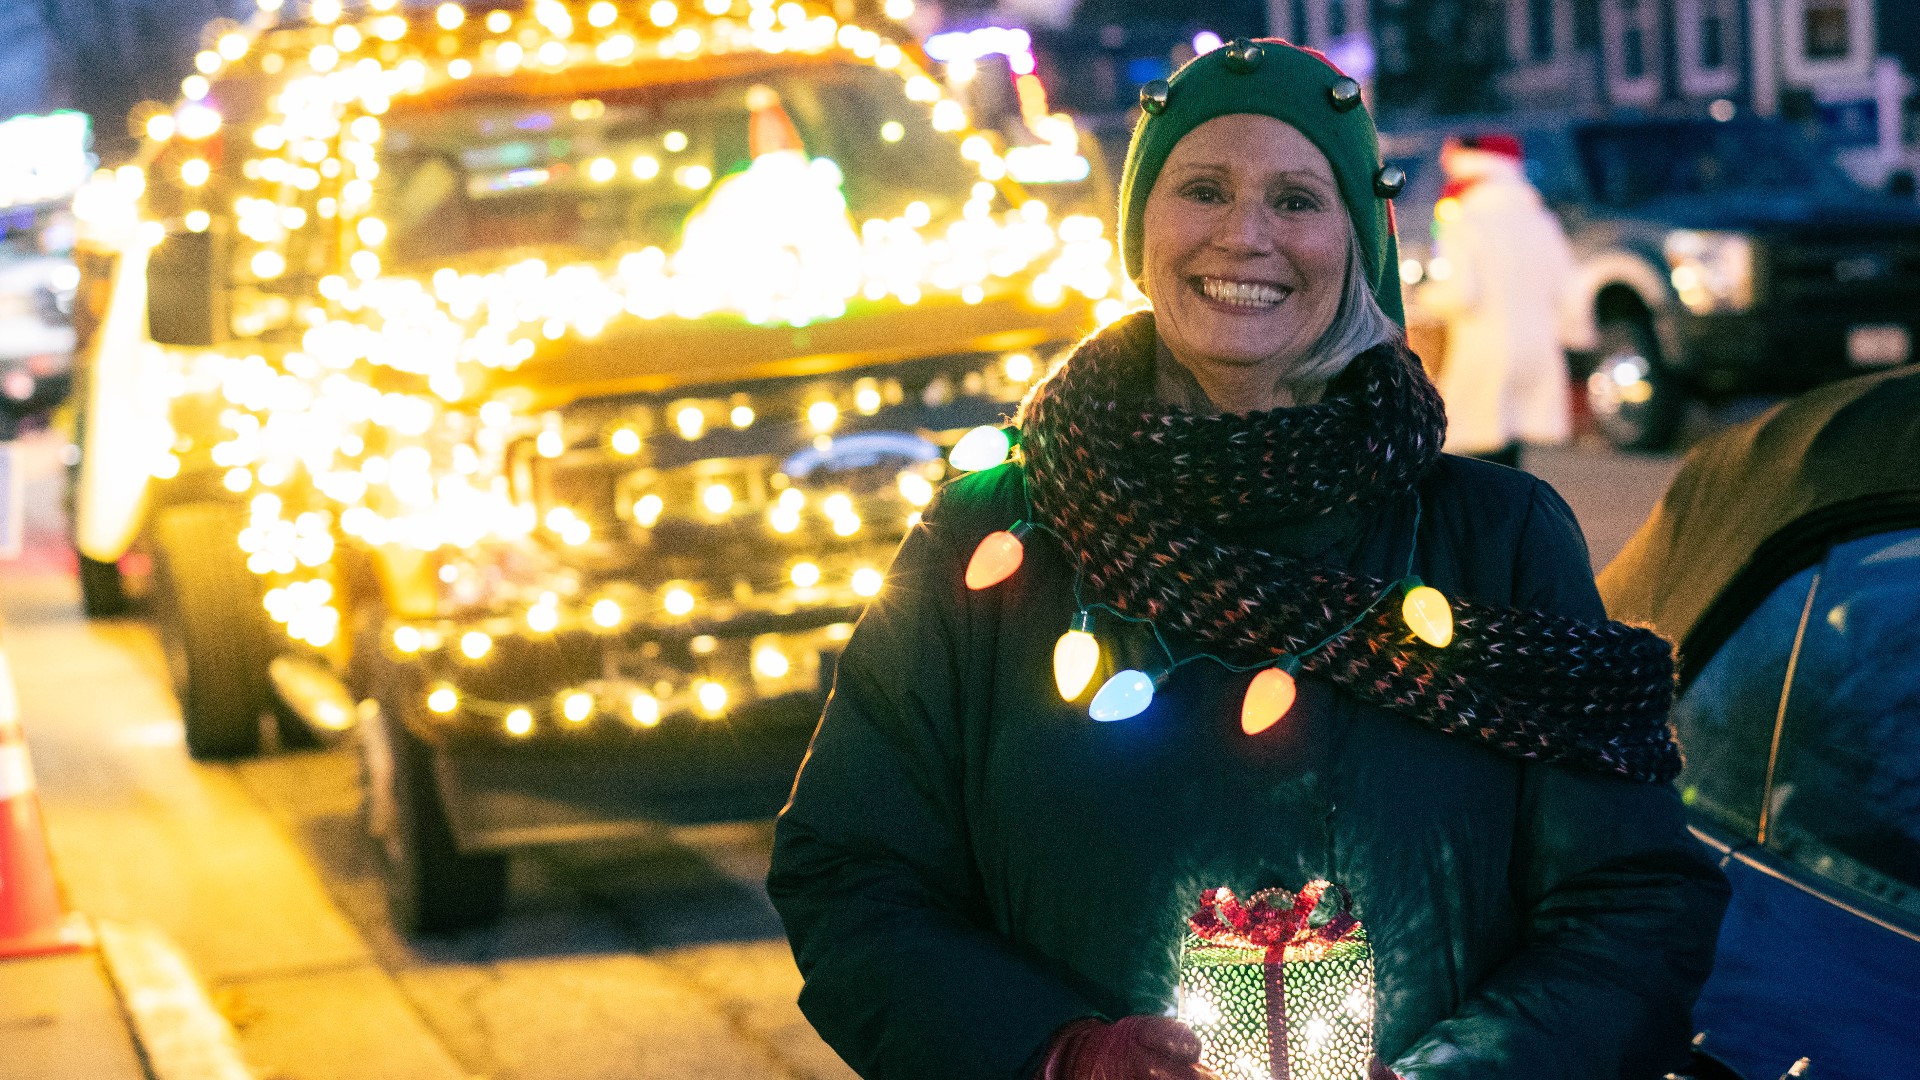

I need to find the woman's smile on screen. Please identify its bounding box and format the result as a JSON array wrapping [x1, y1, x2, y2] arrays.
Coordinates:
[[1196, 275, 1294, 310]]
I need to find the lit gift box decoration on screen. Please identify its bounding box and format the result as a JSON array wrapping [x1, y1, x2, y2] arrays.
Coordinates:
[[1177, 881, 1375, 1080]]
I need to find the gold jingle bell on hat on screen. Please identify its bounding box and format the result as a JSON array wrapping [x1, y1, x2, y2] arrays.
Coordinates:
[[1221, 39, 1265, 72], [1139, 78, 1170, 115]]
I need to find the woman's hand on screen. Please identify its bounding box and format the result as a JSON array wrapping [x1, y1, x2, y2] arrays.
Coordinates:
[[1039, 1016, 1223, 1080]]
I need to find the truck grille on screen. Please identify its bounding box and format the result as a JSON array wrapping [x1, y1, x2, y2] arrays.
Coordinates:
[[1765, 227, 1920, 314]]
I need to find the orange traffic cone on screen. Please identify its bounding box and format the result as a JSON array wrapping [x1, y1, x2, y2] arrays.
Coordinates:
[[0, 647, 86, 958]]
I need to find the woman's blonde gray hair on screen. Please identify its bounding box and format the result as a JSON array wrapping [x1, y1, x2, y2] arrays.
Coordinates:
[[1288, 224, 1406, 387]]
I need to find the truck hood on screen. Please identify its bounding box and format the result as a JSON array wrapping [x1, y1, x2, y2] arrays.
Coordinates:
[[478, 291, 1096, 408], [1617, 190, 1920, 232]]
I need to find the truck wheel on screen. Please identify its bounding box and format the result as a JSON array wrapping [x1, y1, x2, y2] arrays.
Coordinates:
[[360, 674, 508, 935], [152, 502, 274, 759], [77, 554, 127, 618], [1587, 316, 1683, 452]]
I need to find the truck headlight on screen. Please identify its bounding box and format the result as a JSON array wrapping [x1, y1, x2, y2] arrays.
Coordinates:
[[1664, 230, 1754, 315]]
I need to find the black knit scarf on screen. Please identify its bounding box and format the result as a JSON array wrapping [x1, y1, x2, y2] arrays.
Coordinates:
[[1017, 313, 1682, 783]]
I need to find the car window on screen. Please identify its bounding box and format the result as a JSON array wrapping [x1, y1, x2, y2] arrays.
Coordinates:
[[1763, 527, 1920, 919], [1572, 119, 1837, 207], [377, 61, 976, 268], [1670, 562, 1808, 838]]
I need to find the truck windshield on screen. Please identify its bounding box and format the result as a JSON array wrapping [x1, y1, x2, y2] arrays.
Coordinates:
[[376, 60, 979, 268], [1573, 120, 1835, 208]]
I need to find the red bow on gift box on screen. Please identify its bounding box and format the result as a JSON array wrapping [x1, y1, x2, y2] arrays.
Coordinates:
[[1189, 881, 1361, 963]]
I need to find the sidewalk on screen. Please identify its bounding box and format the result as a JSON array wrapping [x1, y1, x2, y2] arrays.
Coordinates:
[[0, 941, 147, 1080]]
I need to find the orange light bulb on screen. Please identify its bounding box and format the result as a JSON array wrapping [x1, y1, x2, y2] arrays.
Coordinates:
[[1241, 663, 1298, 736], [965, 525, 1027, 590]]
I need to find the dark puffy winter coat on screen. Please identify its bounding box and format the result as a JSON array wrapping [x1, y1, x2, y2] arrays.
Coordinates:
[[768, 454, 1729, 1080]]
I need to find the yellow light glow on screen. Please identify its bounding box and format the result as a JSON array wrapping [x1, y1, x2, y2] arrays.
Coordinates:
[[1053, 629, 1100, 700], [676, 405, 705, 439], [664, 587, 696, 616], [356, 217, 388, 245], [852, 567, 883, 596], [537, 429, 564, 458], [883, 0, 913, 17], [195, 50, 220, 74], [588, 1, 617, 26], [1004, 352, 1035, 381], [730, 404, 755, 428], [588, 157, 617, 182], [663, 130, 689, 152], [629, 693, 661, 727], [832, 513, 861, 537], [527, 602, 558, 633], [460, 630, 493, 659], [880, 121, 904, 142], [437, 2, 464, 27], [333, 24, 362, 52], [427, 685, 459, 714], [393, 625, 424, 653], [677, 165, 712, 189], [854, 384, 882, 414], [218, 32, 248, 60], [897, 471, 933, 506], [704, 0, 730, 12], [223, 467, 253, 493], [695, 681, 728, 716], [650, 0, 678, 24], [754, 646, 790, 678], [702, 483, 735, 514], [634, 493, 664, 526], [145, 114, 175, 141], [610, 427, 641, 455], [185, 210, 211, 232], [561, 692, 593, 723], [807, 400, 839, 432], [182, 75, 210, 101], [631, 154, 661, 179], [790, 561, 821, 587], [505, 708, 535, 736], [486, 10, 512, 31], [181, 158, 211, 186], [591, 599, 623, 628]]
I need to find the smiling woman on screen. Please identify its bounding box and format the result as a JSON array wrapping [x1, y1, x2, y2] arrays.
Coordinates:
[[770, 38, 1727, 1080], [1142, 114, 1399, 411]]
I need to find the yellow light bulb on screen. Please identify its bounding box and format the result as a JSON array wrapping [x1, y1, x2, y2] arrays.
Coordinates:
[[393, 625, 423, 653], [630, 693, 661, 727], [460, 630, 492, 659], [851, 567, 883, 597], [702, 483, 735, 514], [634, 493, 664, 526], [426, 685, 458, 714], [527, 602, 558, 633], [561, 692, 593, 723], [754, 646, 790, 678], [1403, 584, 1454, 648], [664, 587, 695, 616], [807, 400, 839, 432], [504, 708, 534, 736], [790, 561, 821, 587], [591, 599, 622, 628], [610, 427, 641, 455], [696, 681, 727, 716], [1053, 626, 1099, 700]]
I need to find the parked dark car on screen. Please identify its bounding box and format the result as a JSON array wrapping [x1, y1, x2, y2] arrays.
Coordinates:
[[1600, 367, 1920, 1080], [1385, 116, 1920, 450]]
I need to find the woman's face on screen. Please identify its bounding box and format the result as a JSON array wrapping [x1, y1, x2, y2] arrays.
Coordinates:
[[1142, 114, 1351, 380]]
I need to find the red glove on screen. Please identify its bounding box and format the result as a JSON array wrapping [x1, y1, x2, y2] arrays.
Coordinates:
[[1038, 1016, 1222, 1080]]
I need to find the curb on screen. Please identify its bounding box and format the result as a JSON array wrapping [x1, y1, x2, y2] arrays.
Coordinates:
[[95, 920, 255, 1080]]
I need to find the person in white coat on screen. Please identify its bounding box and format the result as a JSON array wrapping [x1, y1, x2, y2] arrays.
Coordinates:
[[1420, 134, 1578, 468]]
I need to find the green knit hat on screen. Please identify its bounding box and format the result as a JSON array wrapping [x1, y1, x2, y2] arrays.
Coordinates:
[[1118, 39, 1406, 325]]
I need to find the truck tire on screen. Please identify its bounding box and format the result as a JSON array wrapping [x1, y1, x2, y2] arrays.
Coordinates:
[[152, 502, 274, 759], [361, 670, 508, 935], [1588, 315, 1683, 452], [77, 554, 127, 618]]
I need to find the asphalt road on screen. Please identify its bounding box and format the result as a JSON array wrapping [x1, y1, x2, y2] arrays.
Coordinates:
[[2, 434, 1682, 1080]]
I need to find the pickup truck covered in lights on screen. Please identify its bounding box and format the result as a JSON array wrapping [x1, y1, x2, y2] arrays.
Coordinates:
[[68, 0, 1125, 933]]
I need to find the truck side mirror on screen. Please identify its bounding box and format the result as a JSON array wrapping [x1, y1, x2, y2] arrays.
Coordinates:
[[146, 228, 225, 347]]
